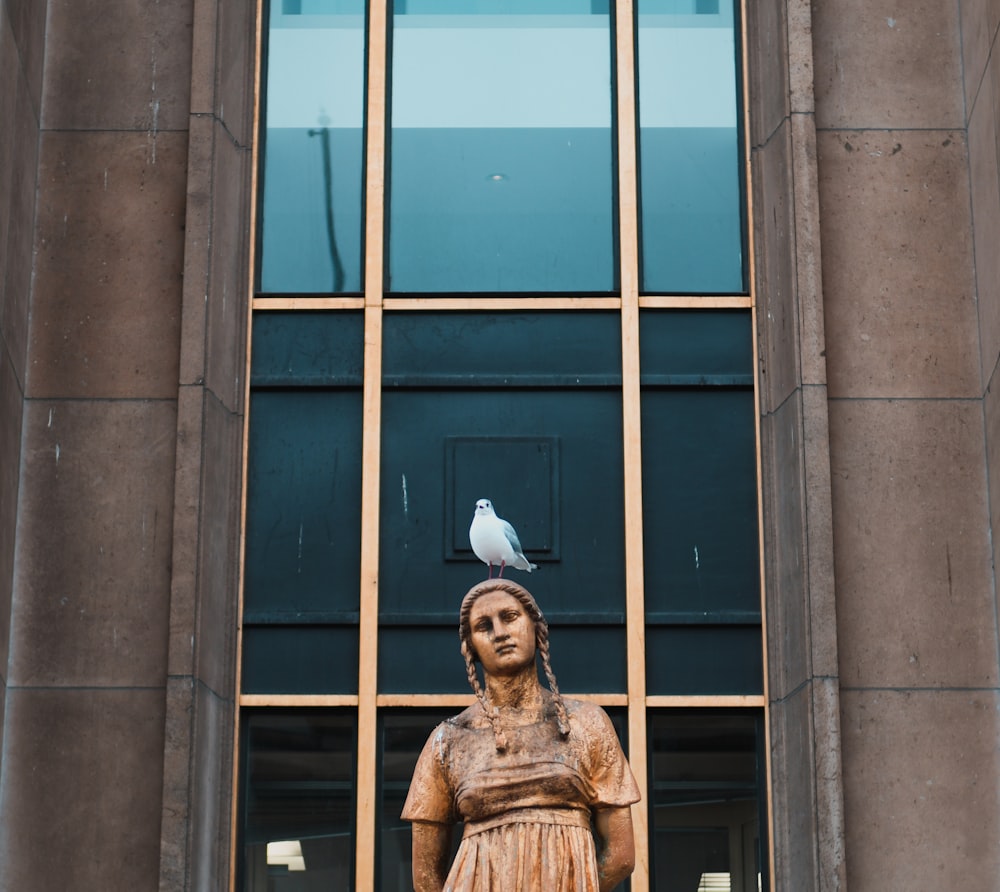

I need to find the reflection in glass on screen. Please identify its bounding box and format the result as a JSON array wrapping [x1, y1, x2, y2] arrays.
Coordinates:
[[379, 711, 459, 891], [649, 712, 767, 891], [243, 711, 356, 890], [259, 0, 366, 293], [637, 0, 745, 293], [388, 0, 615, 293]]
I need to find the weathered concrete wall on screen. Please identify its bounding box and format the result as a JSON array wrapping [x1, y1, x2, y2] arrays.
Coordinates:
[[0, 0, 190, 887], [814, 0, 1000, 886]]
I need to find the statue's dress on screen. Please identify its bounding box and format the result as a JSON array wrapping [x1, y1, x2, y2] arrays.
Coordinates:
[[402, 696, 640, 891]]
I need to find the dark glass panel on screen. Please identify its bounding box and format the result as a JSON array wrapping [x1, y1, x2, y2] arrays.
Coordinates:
[[379, 388, 624, 617], [645, 626, 762, 695], [648, 711, 767, 891], [242, 626, 360, 694], [242, 711, 356, 890], [251, 311, 364, 386], [382, 311, 622, 385], [640, 387, 758, 616], [378, 711, 461, 891], [639, 310, 752, 383], [245, 389, 363, 616], [637, 0, 745, 293], [388, 2, 615, 292], [378, 625, 627, 694], [258, 0, 366, 293]]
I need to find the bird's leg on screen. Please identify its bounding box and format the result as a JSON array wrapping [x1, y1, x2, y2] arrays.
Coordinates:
[[499, 560, 506, 578], [488, 563, 494, 579]]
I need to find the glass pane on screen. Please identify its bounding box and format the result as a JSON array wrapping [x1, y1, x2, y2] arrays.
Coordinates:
[[645, 626, 762, 696], [258, 0, 366, 293], [649, 711, 767, 891], [388, 1, 615, 293], [641, 388, 758, 617], [242, 711, 356, 890], [637, 0, 745, 293], [378, 313, 625, 617], [640, 311, 758, 620], [378, 625, 627, 694], [242, 626, 360, 694], [379, 711, 460, 891], [245, 389, 363, 617]]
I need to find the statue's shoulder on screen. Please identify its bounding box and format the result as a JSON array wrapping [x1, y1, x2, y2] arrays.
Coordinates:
[[446, 702, 488, 732], [562, 697, 616, 734]]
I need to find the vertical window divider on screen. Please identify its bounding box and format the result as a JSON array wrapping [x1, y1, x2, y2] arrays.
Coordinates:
[[230, 0, 267, 888], [357, 0, 388, 888], [737, 0, 777, 881], [615, 2, 649, 890]]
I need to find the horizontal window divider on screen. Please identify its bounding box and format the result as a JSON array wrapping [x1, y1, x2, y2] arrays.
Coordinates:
[[650, 781, 759, 794], [378, 611, 626, 625], [381, 374, 623, 388], [638, 295, 752, 309], [639, 374, 754, 387], [382, 297, 623, 311], [243, 611, 361, 625], [644, 611, 761, 625], [645, 694, 766, 708], [240, 694, 359, 707], [253, 296, 366, 310], [249, 378, 364, 388], [375, 692, 628, 707]]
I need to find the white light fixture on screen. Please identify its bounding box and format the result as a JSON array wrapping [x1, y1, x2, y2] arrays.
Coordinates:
[[267, 839, 306, 872]]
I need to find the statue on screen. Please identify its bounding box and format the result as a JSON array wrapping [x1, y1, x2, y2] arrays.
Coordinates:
[[402, 579, 640, 891]]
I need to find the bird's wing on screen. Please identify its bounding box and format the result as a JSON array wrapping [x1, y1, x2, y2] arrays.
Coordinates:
[[501, 519, 525, 554]]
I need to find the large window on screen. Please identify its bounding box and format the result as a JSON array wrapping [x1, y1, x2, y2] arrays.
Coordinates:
[[240, 1, 765, 890]]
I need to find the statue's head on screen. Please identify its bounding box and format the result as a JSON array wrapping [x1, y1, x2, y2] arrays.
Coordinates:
[[459, 578, 546, 666], [458, 579, 570, 750]]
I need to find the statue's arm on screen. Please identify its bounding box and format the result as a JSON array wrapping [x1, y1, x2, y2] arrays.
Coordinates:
[[593, 805, 636, 892], [411, 820, 454, 892]]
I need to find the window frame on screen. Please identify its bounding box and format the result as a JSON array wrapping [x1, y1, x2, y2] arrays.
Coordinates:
[[235, 1, 769, 889]]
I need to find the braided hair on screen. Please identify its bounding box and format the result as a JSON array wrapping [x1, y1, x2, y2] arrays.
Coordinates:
[[459, 579, 571, 752]]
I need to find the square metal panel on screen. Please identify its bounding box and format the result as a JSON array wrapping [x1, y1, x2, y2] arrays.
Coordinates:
[[444, 436, 560, 562]]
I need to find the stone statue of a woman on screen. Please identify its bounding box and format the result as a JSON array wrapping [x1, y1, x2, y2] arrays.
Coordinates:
[[402, 579, 640, 891]]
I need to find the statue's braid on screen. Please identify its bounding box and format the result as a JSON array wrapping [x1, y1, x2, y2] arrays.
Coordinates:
[[462, 641, 508, 752], [536, 625, 570, 739]]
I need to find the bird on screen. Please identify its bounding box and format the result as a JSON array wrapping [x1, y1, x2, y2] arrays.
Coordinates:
[[469, 499, 537, 578]]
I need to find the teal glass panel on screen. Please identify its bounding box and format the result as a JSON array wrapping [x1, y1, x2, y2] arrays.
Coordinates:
[[645, 626, 762, 695], [245, 389, 363, 616], [388, 1, 616, 293], [378, 313, 624, 617], [242, 711, 356, 889], [637, 0, 746, 293], [258, 0, 366, 293], [640, 311, 758, 618], [649, 711, 768, 891], [242, 626, 359, 693], [378, 711, 461, 891], [378, 625, 627, 694]]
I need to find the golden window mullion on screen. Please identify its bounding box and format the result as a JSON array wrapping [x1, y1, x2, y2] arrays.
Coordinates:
[[355, 0, 389, 886], [614, 2, 650, 891]]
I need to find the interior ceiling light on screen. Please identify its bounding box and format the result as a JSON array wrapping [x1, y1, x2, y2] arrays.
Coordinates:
[[267, 839, 306, 872], [486, 173, 508, 182]]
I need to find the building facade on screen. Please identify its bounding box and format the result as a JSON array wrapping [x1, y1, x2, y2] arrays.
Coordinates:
[[1, 0, 998, 889]]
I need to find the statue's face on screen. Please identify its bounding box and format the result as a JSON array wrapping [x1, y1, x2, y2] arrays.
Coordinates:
[[468, 591, 537, 677]]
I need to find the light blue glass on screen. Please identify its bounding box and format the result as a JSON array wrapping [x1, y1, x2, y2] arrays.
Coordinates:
[[258, 0, 365, 293], [637, 0, 746, 293], [388, 0, 615, 293]]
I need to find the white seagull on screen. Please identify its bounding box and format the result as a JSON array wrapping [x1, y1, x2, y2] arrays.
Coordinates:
[[469, 499, 537, 578]]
